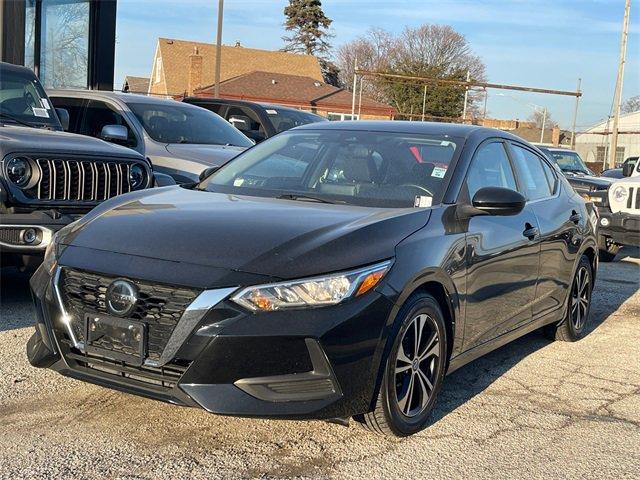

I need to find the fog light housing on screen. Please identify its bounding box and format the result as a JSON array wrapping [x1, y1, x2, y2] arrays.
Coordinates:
[[22, 228, 38, 244]]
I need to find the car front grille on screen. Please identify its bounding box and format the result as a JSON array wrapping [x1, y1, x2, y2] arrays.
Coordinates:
[[626, 186, 640, 211], [59, 268, 201, 361], [0, 227, 22, 245], [34, 158, 133, 202]]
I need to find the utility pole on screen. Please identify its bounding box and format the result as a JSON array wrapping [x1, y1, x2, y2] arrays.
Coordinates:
[[539, 107, 547, 143], [213, 0, 224, 98], [421, 84, 427, 121], [351, 58, 358, 119], [608, 0, 631, 169], [462, 71, 470, 122], [570, 78, 581, 149]]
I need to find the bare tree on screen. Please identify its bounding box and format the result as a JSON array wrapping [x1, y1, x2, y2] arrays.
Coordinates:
[[527, 109, 558, 129], [621, 95, 640, 114], [335, 25, 486, 119]]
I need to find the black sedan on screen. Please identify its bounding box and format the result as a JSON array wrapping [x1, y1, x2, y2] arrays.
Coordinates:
[[27, 122, 598, 437]]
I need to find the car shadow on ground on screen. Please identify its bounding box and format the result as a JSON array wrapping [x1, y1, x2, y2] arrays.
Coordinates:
[[429, 252, 639, 426], [0, 267, 34, 332]]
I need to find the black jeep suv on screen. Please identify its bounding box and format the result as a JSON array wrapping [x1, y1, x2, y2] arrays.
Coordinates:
[[0, 63, 153, 270]]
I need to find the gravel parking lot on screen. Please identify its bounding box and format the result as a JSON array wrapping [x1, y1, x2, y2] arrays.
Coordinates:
[[1, 251, 639, 480]]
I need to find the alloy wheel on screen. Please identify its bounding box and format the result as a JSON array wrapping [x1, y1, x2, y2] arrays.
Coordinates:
[[394, 313, 440, 418], [571, 266, 590, 330]]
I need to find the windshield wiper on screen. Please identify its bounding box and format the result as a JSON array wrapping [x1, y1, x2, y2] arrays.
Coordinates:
[[276, 193, 344, 204], [0, 112, 38, 129]]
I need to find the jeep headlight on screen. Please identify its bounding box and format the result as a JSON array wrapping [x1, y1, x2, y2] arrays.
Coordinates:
[[231, 261, 392, 311], [612, 185, 628, 202], [6, 157, 32, 187]]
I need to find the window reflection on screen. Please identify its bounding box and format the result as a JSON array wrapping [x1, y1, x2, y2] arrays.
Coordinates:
[[40, 0, 90, 89], [24, 0, 36, 70]]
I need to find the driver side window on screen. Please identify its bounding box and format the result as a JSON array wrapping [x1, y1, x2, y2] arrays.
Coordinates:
[[465, 141, 517, 199]]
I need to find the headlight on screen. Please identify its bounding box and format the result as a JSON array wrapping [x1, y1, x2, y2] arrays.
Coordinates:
[[6, 157, 32, 187], [612, 186, 628, 202], [42, 231, 60, 274], [232, 260, 392, 311], [580, 192, 605, 204], [129, 164, 146, 190]]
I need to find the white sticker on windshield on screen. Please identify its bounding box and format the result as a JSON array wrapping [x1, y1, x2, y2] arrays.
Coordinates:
[[265, 109, 278, 115], [414, 195, 432, 208], [41, 98, 51, 109], [431, 166, 447, 178], [233, 178, 245, 186], [32, 107, 49, 118]]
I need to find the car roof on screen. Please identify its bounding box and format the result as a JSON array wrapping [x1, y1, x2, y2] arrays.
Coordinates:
[[48, 89, 187, 107], [1, 61, 37, 76], [293, 120, 514, 139], [184, 97, 322, 114]]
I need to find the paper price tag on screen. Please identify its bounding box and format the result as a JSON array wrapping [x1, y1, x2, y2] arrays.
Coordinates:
[[414, 195, 432, 208]]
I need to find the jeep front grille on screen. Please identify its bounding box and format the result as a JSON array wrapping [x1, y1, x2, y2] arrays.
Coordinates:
[[34, 158, 134, 202]]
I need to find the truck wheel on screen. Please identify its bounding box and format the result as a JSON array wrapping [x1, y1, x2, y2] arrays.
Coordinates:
[[598, 237, 619, 262]]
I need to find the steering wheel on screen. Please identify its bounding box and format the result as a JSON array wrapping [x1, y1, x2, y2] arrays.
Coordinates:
[[400, 184, 433, 196]]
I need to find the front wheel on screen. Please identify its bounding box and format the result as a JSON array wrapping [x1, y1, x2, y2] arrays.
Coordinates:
[[598, 236, 619, 262], [545, 254, 593, 342], [356, 293, 448, 437]]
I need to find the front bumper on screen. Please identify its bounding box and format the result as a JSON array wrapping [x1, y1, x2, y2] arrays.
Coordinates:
[[597, 210, 640, 247], [0, 210, 81, 256], [27, 263, 397, 420]]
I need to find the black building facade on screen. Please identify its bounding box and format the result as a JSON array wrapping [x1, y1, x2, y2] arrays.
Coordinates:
[[1, 0, 117, 90]]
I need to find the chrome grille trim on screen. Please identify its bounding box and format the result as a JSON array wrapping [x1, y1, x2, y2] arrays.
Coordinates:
[[32, 157, 136, 202]]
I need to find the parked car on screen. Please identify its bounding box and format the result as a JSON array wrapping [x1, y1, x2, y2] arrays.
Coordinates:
[[0, 62, 155, 270], [49, 91, 254, 183], [183, 97, 327, 143], [593, 158, 640, 260], [28, 121, 598, 437]]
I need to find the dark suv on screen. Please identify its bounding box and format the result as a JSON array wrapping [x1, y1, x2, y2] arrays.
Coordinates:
[[0, 63, 153, 270], [183, 98, 326, 143]]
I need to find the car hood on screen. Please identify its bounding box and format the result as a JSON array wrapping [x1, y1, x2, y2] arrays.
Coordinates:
[[0, 124, 142, 159], [564, 173, 613, 191], [164, 143, 246, 167], [61, 186, 430, 282]]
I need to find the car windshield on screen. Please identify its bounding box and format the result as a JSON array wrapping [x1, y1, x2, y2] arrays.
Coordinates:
[[128, 101, 253, 147], [199, 130, 462, 208], [265, 107, 326, 133], [550, 151, 591, 174], [0, 67, 61, 128]]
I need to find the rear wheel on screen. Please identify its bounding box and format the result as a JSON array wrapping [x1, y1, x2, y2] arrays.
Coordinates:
[[545, 255, 593, 342], [356, 293, 447, 437]]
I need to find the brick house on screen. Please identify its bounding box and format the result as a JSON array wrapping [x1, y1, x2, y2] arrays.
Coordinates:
[[148, 38, 323, 97]]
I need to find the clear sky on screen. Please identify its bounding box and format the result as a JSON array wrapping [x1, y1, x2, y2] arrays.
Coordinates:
[[115, 0, 639, 129]]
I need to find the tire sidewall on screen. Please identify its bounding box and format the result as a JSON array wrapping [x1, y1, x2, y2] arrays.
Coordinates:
[[381, 294, 447, 436], [565, 255, 593, 339]]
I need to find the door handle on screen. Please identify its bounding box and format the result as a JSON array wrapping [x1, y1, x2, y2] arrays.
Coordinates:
[[523, 224, 539, 240], [570, 212, 582, 224]]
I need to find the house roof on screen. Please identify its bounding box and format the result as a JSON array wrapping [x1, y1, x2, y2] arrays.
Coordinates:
[[195, 71, 395, 114], [582, 110, 640, 133], [122, 76, 150, 93], [155, 38, 323, 96]]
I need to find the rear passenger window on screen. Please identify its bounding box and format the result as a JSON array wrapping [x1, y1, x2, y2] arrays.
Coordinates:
[[511, 145, 553, 201], [465, 141, 518, 198]]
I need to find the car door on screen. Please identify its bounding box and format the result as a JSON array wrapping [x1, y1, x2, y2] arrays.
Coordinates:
[[462, 140, 541, 349], [48, 96, 87, 133], [508, 142, 581, 319]]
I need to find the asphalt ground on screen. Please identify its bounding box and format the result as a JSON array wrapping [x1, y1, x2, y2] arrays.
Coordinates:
[[1, 249, 638, 479]]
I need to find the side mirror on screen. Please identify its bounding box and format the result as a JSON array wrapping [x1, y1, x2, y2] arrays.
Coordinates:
[[153, 172, 177, 187], [228, 116, 249, 131], [55, 108, 69, 131], [199, 166, 219, 181], [100, 124, 128, 143], [470, 187, 526, 216], [622, 162, 634, 177]]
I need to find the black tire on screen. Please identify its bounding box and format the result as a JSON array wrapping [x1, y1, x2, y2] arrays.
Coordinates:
[[545, 255, 593, 342], [356, 293, 448, 437], [598, 237, 619, 262]]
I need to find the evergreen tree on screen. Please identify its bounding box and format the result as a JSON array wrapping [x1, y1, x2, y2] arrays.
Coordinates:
[[282, 0, 333, 57]]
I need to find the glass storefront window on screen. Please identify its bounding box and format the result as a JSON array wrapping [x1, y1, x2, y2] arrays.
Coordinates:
[[24, 0, 36, 70], [39, 0, 90, 89]]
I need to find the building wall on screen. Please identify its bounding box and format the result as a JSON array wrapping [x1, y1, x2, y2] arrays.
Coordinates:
[[575, 133, 640, 166]]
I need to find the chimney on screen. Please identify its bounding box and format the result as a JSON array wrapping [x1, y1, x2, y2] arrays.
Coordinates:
[[188, 46, 203, 96], [552, 126, 560, 146]]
